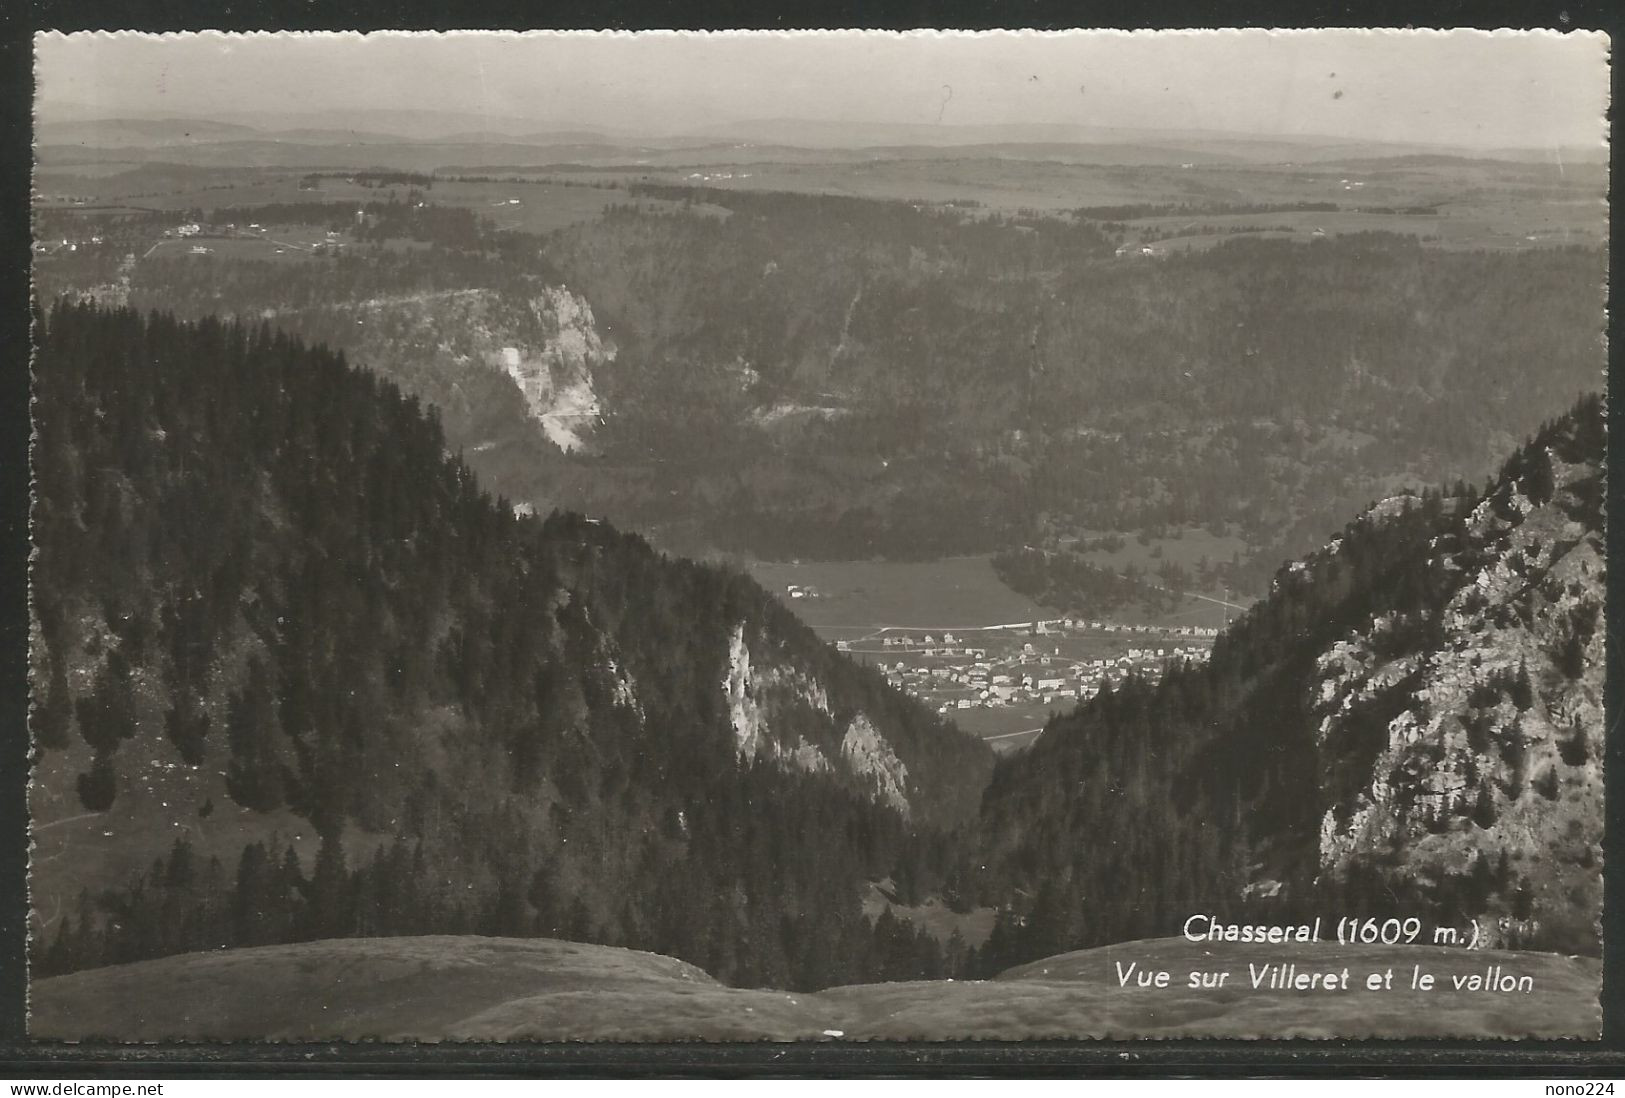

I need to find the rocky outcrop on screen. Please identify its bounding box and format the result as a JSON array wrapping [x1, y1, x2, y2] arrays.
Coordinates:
[[282, 284, 615, 454], [723, 623, 912, 816], [840, 715, 910, 817], [1313, 413, 1603, 950], [495, 288, 615, 452]]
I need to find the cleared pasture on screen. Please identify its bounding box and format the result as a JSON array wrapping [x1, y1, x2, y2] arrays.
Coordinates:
[[32, 934, 1599, 1041], [746, 555, 1050, 634], [38, 152, 1604, 254], [142, 235, 332, 262]]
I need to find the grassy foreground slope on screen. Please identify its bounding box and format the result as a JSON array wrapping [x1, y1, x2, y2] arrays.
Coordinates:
[[32, 934, 1598, 1041], [29, 937, 841, 1042], [835, 936, 1599, 1040]]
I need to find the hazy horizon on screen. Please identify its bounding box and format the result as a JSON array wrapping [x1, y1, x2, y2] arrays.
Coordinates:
[[35, 29, 1611, 152]]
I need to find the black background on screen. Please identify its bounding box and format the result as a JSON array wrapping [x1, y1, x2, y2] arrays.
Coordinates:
[[0, 0, 1620, 1075]]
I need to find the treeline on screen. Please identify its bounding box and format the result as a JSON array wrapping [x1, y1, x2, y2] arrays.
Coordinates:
[[39, 828, 985, 986], [1076, 200, 1341, 220], [197, 198, 489, 251], [299, 170, 437, 189], [31, 209, 171, 301], [990, 548, 1182, 616], [125, 236, 571, 508], [443, 173, 622, 189], [31, 303, 991, 989], [130, 243, 556, 318]]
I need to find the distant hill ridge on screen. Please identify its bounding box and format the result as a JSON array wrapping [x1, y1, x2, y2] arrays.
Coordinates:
[[34, 112, 1604, 164]]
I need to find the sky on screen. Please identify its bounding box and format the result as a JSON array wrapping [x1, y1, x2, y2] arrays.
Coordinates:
[[34, 29, 1612, 150]]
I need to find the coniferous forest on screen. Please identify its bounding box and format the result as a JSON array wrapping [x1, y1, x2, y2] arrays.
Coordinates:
[[29, 298, 1607, 989], [23, 31, 1610, 1045], [66, 186, 1606, 582], [970, 395, 1605, 971], [30, 302, 991, 988]]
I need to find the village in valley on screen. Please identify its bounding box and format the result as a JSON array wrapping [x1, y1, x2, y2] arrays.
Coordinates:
[[826, 604, 1219, 728], [764, 564, 1234, 748]]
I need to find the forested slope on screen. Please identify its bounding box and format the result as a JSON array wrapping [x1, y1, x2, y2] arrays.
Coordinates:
[[546, 189, 1605, 569], [29, 302, 991, 989], [969, 395, 1604, 971], [80, 190, 1605, 579]]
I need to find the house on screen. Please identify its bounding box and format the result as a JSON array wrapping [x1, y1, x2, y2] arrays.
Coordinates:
[[943, 633, 958, 645], [836, 640, 851, 651], [1038, 677, 1065, 691]]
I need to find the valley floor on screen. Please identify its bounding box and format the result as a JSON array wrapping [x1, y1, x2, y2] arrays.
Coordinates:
[[30, 934, 1599, 1042]]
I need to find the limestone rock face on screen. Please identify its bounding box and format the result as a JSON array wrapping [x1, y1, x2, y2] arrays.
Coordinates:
[[1312, 408, 1603, 951], [496, 288, 616, 453], [724, 622, 913, 817]]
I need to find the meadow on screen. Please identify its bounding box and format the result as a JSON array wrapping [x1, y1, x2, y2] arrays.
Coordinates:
[[746, 552, 1228, 751], [601, 154, 1606, 252], [39, 146, 1603, 255], [746, 555, 1051, 635], [35, 164, 707, 234], [32, 933, 1599, 1041]]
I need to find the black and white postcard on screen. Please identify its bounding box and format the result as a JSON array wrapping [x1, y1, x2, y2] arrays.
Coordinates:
[[25, 28, 1609, 1043]]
